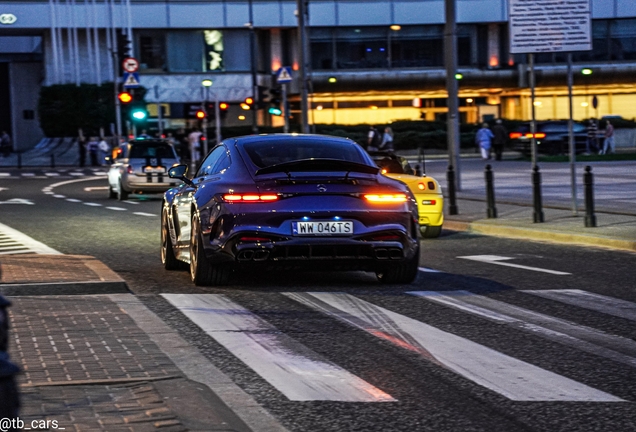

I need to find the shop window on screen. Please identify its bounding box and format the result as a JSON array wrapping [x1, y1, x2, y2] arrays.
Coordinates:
[[390, 26, 444, 68], [138, 32, 166, 72]]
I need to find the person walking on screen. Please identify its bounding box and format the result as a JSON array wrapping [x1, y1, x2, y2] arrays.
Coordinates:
[[87, 137, 99, 167], [601, 120, 615, 155], [0, 131, 11, 157], [367, 125, 382, 152], [492, 119, 508, 161], [98, 137, 110, 165], [379, 126, 394, 152], [586, 119, 598, 154], [475, 123, 494, 160], [188, 129, 203, 168]]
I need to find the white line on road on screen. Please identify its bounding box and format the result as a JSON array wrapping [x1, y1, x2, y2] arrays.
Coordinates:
[[0, 222, 60, 254], [523, 289, 636, 322], [83, 202, 102, 207], [0, 173, 10, 177], [84, 186, 109, 191], [0, 199, 34, 205], [133, 212, 157, 217], [69, 172, 85, 176], [52, 194, 66, 199], [458, 255, 571, 275], [65, 198, 81, 203], [409, 291, 636, 368], [21, 173, 35, 177], [106, 207, 127, 211], [122, 200, 139, 205], [419, 267, 442, 273], [284, 292, 622, 402], [163, 293, 395, 402], [44, 172, 60, 177]]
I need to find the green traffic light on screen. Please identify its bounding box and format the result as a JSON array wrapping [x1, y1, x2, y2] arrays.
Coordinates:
[[131, 110, 147, 121], [268, 107, 283, 116]]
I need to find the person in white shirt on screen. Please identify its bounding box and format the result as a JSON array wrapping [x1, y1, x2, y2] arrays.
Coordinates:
[[188, 129, 203, 167]]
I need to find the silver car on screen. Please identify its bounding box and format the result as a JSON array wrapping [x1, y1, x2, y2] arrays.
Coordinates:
[[107, 139, 181, 200]]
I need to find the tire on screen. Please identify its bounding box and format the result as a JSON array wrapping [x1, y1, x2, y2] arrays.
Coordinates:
[[161, 207, 186, 270], [190, 216, 231, 286], [117, 181, 129, 201], [376, 246, 420, 284], [108, 185, 117, 199], [420, 225, 442, 239]]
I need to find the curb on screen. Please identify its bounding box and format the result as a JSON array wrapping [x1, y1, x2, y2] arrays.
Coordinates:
[[444, 220, 636, 252], [0, 280, 129, 296]]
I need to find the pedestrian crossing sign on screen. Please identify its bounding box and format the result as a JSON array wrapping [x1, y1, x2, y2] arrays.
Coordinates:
[[276, 67, 293, 83], [123, 72, 140, 88]]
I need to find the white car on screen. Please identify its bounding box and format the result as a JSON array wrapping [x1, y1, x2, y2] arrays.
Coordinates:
[[107, 139, 181, 200]]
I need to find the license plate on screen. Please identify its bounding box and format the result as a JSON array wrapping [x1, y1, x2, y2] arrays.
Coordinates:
[[292, 220, 354, 236], [144, 166, 165, 173]]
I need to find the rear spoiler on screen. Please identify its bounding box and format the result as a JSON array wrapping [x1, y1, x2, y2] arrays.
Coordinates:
[[255, 158, 379, 176]]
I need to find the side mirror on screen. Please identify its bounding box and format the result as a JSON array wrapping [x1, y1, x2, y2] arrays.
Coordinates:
[[168, 164, 194, 187]]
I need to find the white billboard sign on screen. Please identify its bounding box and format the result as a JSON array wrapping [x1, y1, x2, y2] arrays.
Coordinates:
[[509, 0, 592, 54]]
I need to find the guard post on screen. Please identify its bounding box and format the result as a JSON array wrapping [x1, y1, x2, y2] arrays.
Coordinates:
[[447, 165, 458, 215], [532, 165, 545, 223], [485, 164, 497, 218], [584, 165, 597, 227]]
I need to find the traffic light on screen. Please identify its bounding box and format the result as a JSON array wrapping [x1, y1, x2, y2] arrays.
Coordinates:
[[268, 106, 283, 116], [219, 102, 229, 111], [128, 91, 147, 122], [241, 97, 254, 110], [269, 86, 282, 105], [118, 92, 132, 104], [116, 32, 132, 75], [196, 109, 206, 119], [257, 85, 269, 109], [130, 107, 148, 121]]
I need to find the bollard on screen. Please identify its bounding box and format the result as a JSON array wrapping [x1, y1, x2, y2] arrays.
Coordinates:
[[584, 165, 597, 227], [532, 165, 545, 223], [485, 164, 497, 218], [50, 154, 55, 169], [414, 164, 422, 177], [446, 164, 458, 215]]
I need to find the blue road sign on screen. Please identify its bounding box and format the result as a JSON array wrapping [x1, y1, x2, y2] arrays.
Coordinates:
[[123, 72, 140, 88], [276, 67, 293, 84]]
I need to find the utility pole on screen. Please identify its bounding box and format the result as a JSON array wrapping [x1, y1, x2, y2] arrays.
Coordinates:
[[248, 0, 258, 134], [109, 0, 122, 143], [444, 0, 461, 192], [297, 0, 310, 133]]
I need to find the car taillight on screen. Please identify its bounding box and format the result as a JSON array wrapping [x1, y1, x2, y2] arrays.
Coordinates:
[[222, 194, 278, 202], [509, 132, 522, 139], [421, 200, 436, 205], [364, 194, 408, 203], [126, 166, 133, 174], [417, 182, 426, 190], [535, 132, 546, 139]]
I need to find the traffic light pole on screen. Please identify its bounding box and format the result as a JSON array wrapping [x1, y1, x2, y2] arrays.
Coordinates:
[[248, 0, 258, 134], [282, 84, 289, 133], [297, 0, 310, 134], [214, 93, 222, 145]]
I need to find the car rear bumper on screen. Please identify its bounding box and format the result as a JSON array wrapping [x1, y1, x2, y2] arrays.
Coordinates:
[[416, 194, 444, 226]]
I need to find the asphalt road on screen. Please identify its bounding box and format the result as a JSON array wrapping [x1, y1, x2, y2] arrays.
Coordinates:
[[1, 168, 636, 432]]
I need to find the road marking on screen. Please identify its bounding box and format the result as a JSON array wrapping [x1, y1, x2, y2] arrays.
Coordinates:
[[52, 194, 66, 199], [523, 289, 636, 322], [43, 192, 54, 195], [133, 212, 157, 217], [0, 173, 10, 177], [21, 173, 35, 177], [84, 186, 109, 191], [122, 200, 139, 205], [0, 198, 34, 205], [0, 222, 60, 254], [44, 172, 60, 177], [83, 202, 102, 207], [409, 291, 636, 368], [419, 267, 442, 273], [69, 172, 85, 176], [106, 207, 127, 211], [458, 255, 571, 275], [0, 187, 8, 191], [163, 294, 395, 402], [284, 292, 622, 402], [65, 198, 81, 203]]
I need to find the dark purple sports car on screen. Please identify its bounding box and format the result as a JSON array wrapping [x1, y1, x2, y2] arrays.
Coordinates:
[[161, 134, 420, 286]]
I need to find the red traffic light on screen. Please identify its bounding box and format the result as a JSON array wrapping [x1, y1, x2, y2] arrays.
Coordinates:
[[219, 102, 229, 110], [244, 97, 254, 105], [195, 110, 206, 119], [118, 92, 132, 103]]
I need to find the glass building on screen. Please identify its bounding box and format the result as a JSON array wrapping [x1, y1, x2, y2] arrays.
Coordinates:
[[0, 0, 635, 148]]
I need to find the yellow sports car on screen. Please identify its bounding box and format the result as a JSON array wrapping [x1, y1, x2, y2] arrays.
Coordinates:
[[370, 151, 444, 238]]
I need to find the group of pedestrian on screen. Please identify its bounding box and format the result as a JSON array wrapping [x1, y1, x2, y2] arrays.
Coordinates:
[[367, 126, 394, 152], [588, 119, 615, 155], [475, 119, 508, 161], [77, 130, 112, 167]]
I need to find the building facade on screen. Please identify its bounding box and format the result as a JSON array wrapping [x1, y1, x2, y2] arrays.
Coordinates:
[[0, 0, 635, 149]]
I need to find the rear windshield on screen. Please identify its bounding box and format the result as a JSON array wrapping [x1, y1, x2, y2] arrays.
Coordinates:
[[372, 156, 414, 175], [243, 139, 368, 168], [129, 142, 176, 159]]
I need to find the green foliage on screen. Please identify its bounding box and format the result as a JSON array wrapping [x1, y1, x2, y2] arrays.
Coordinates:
[[38, 84, 147, 137]]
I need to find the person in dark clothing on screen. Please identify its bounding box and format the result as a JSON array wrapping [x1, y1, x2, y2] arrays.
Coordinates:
[[77, 133, 87, 167], [492, 119, 508, 161], [586, 119, 598, 154], [0, 131, 11, 157], [87, 137, 99, 167]]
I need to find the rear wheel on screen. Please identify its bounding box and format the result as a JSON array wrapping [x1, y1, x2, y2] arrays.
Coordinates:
[[108, 185, 117, 199], [117, 181, 129, 201], [420, 225, 442, 239], [190, 216, 231, 286], [161, 207, 185, 270], [376, 246, 420, 284]]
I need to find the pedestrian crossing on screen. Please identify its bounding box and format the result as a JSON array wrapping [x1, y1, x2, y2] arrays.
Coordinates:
[[0, 168, 107, 179], [0, 222, 61, 255], [162, 289, 636, 404]]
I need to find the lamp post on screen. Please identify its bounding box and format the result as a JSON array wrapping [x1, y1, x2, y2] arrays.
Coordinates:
[[202, 79, 222, 149], [202, 79, 212, 156]]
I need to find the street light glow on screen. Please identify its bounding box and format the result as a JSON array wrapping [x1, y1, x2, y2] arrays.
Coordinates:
[[581, 68, 593, 75], [328, 77, 337, 83], [202, 79, 213, 87], [455, 73, 463, 80]]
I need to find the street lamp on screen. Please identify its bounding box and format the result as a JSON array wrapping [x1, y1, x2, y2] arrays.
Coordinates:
[[201, 79, 222, 152]]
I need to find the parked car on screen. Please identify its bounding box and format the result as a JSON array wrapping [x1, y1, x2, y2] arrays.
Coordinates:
[[0, 295, 20, 419], [107, 139, 181, 200], [161, 134, 420, 286], [368, 151, 444, 238], [509, 121, 588, 155]]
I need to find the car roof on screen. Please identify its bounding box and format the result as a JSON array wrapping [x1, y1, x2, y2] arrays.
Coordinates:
[[231, 133, 358, 146]]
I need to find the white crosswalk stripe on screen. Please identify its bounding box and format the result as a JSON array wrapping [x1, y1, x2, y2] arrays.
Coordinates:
[[523, 289, 636, 322], [409, 291, 636, 369], [284, 292, 623, 402], [163, 294, 395, 402], [0, 222, 60, 255]]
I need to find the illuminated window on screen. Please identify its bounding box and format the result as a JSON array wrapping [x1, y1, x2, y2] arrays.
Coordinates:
[[204, 30, 224, 71]]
